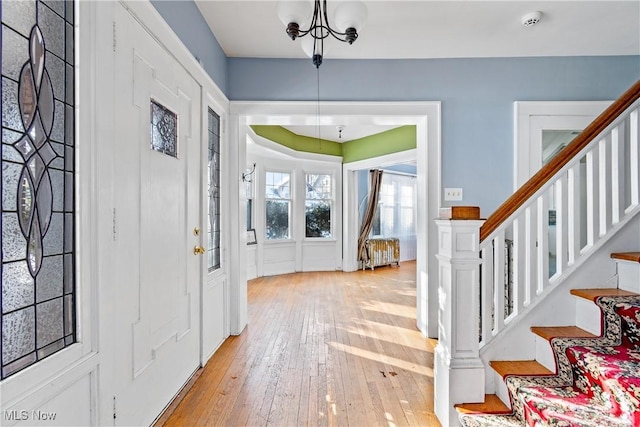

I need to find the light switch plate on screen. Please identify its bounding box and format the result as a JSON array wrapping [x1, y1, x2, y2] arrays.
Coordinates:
[[444, 188, 463, 201]]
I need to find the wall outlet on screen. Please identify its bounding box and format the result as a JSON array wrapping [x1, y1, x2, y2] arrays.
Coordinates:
[[444, 187, 463, 201]]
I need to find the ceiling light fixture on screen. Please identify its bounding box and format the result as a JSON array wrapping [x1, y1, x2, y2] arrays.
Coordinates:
[[278, 0, 368, 68]]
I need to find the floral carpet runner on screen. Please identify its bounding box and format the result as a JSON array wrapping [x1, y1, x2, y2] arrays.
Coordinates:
[[460, 295, 640, 426]]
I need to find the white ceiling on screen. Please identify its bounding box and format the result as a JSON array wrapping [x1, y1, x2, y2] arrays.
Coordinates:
[[195, 1, 640, 60], [196, 1, 639, 141]]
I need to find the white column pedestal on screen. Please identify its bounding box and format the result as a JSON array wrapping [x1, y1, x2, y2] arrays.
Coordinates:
[[434, 219, 485, 426]]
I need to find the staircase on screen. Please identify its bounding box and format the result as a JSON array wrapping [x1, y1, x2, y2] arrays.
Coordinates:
[[456, 254, 640, 425], [434, 80, 640, 427]]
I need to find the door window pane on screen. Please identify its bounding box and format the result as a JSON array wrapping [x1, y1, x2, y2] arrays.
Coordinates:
[[150, 100, 177, 158]]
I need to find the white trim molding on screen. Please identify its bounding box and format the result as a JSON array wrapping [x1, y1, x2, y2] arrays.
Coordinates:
[[231, 101, 442, 338]]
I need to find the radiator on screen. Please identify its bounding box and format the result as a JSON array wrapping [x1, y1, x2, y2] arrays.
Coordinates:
[[363, 238, 400, 270]]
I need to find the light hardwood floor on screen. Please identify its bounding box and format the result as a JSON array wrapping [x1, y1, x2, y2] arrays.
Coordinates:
[[160, 261, 440, 426]]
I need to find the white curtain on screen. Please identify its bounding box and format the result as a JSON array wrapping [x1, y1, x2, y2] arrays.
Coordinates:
[[373, 173, 417, 261]]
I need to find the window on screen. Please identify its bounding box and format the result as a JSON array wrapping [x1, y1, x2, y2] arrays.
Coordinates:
[[372, 173, 416, 239], [207, 108, 220, 271], [265, 171, 291, 240], [1, 1, 76, 379], [305, 174, 332, 238]]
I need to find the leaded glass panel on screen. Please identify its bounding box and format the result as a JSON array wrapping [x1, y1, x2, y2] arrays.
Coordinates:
[[1, 0, 76, 379], [150, 99, 178, 158], [207, 108, 221, 271]]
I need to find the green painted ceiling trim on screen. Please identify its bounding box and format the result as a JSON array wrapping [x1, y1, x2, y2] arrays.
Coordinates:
[[250, 124, 416, 163], [251, 125, 343, 157], [342, 125, 416, 163]]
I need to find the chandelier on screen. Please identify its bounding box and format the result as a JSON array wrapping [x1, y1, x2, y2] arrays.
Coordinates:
[[278, 1, 368, 68]]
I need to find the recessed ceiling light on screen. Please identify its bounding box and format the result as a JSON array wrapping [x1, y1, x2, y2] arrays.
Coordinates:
[[522, 11, 542, 27]]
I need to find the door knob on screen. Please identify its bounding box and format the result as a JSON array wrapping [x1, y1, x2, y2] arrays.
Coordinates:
[[193, 246, 205, 255]]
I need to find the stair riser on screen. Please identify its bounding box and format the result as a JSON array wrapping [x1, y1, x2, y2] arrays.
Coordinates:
[[575, 298, 602, 336], [534, 336, 556, 372], [494, 371, 510, 408], [617, 261, 640, 293]]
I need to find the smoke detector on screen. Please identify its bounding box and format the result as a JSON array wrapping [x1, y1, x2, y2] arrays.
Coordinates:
[[522, 11, 542, 27]]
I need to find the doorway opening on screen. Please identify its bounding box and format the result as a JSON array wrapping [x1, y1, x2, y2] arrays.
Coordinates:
[[230, 101, 441, 337]]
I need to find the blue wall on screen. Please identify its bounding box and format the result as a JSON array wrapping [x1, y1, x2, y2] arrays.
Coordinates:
[[149, 1, 639, 213], [228, 56, 639, 213], [151, 0, 228, 95]]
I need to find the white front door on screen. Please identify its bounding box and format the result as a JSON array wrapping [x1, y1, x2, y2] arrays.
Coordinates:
[[112, 4, 202, 425]]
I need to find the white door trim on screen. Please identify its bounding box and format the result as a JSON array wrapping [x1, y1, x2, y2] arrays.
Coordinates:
[[229, 101, 441, 337], [513, 100, 612, 190]]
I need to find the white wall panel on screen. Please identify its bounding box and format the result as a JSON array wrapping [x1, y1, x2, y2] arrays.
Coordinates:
[[4, 371, 94, 427]]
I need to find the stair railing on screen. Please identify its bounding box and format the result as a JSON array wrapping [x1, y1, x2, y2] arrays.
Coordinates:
[[478, 81, 640, 347], [434, 80, 640, 426]]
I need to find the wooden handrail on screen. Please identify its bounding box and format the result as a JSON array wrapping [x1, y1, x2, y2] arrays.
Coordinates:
[[480, 80, 640, 242]]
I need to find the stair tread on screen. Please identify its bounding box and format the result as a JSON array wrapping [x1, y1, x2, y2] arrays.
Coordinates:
[[570, 288, 638, 300], [455, 394, 510, 414], [490, 360, 553, 378], [611, 252, 640, 263], [530, 325, 597, 340]]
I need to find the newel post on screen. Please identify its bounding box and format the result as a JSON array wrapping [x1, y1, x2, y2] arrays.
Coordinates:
[[434, 207, 485, 427]]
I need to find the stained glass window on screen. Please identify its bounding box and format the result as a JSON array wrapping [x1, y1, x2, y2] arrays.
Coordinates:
[[1, 0, 76, 379], [207, 108, 220, 271], [150, 99, 178, 158]]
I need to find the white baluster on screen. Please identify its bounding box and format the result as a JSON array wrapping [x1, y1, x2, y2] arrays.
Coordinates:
[[630, 108, 639, 209], [525, 205, 537, 305], [598, 136, 612, 236], [493, 232, 506, 332], [586, 146, 600, 248], [555, 175, 568, 277], [536, 194, 549, 294], [567, 163, 581, 265], [513, 213, 528, 312], [610, 124, 623, 225], [480, 246, 493, 345]]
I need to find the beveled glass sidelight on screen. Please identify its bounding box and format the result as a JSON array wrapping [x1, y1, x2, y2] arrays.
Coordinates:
[[207, 108, 221, 271], [1, 0, 76, 379]]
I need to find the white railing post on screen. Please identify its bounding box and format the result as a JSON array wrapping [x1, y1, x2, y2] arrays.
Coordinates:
[[434, 211, 485, 427]]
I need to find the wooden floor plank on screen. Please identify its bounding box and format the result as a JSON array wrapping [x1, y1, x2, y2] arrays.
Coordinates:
[[159, 261, 439, 426]]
